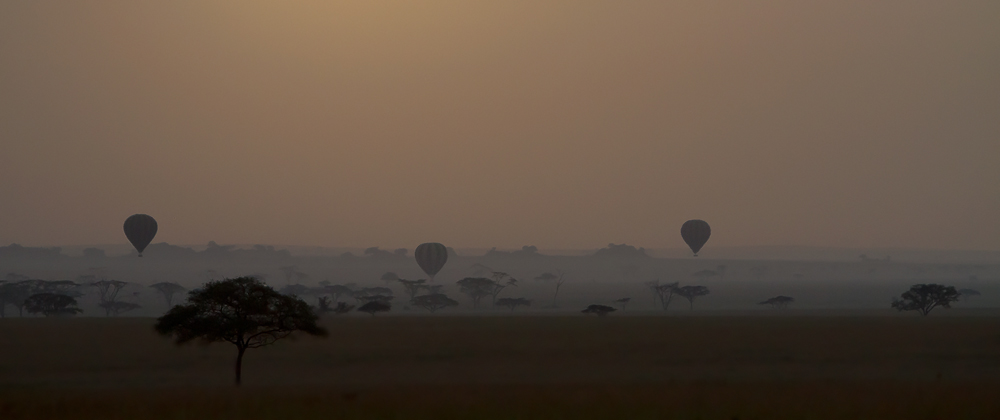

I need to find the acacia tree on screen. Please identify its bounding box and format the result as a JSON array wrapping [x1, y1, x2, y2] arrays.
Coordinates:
[[534, 270, 566, 308], [614, 298, 631, 311], [357, 294, 393, 304], [582, 304, 616, 316], [891, 284, 961, 316], [90, 279, 130, 316], [644, 281, 660, 307], [645, 281, 680, 311], [25, 293, 83, 317], [358, 300, 391, 316], [353, 287, 393, 304], [759, 296, 794, 310], [398, 279, 427, 300], [488, 272, 518, 306], [1, 274, 35, 317], [411, 293, 459, 313], [495, 297, 531, 313], [456, 277, 495, 309], [154, 277, 326, 385], [1, 278, 80, 317], [0, 281, 28, 318], [674, 285, 710, 310], [149, 282, 186, 307]]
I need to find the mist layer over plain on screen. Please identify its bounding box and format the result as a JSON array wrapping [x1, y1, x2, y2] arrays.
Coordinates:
[[1, 1, 998, 251]]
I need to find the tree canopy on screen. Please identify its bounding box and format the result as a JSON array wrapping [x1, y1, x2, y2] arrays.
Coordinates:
[[410, 293, 459, 313], [495, 297, 531, 313], [614, 297, 631, 310], [456, 277, 496, 309], [759, 296, 794, 310], [25, 293, 82, 317], [398, 279, 428, 300], [645, 281, 680, 311], [154, 276, 326, 385], [582, 304, 616, 316], [149, 282, 186, 307], [674, 285, 710, 310], [358, 300, 391, 316], [1, 277, 80, 317], [891, 284, 960, 316]]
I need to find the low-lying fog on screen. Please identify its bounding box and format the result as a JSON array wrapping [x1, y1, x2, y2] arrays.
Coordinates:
[[2, 242, 998, 318]]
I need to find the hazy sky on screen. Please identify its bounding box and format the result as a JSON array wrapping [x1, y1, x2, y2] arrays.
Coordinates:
[[1, 1, 998, 251]]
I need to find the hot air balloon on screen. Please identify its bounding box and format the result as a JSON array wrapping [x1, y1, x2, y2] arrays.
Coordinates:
[[681, 219, 710, 257], [415, 242, 448, 282], [124, 214, 157, 257]]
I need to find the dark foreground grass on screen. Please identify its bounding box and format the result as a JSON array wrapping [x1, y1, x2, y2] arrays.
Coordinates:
[[3, 382, 999, 420], [2, 315, 1000, 419]]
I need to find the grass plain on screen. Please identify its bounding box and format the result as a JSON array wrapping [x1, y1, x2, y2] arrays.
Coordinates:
[[2, 314, 1000, 419]]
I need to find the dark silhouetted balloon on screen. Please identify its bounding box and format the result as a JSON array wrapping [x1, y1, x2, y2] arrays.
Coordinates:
[[124, 214, 157, 257], [681, 220, 711, 256], [415, 243, 448, 281]]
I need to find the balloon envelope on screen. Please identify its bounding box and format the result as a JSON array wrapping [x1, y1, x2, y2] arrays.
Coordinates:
[[415, 243, 448, 280], [680, 219, 711, 256], [124, 214, 157, 257]]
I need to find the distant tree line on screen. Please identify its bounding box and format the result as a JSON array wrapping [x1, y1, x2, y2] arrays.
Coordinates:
[[0, 272, 156, 318], [643, 281, 711, 311]]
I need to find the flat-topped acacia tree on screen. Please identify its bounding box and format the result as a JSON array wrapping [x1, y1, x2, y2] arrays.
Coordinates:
[[496, 297, 531, 313], [149, 282, 186, 307], [154, 276, 326, 385], [411, 293, 459, 313], [674, 285, 710, 311], [891, 284, 961, 316]]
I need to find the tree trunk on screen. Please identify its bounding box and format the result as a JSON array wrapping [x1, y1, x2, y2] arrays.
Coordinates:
[[235, 346, 246, 386]]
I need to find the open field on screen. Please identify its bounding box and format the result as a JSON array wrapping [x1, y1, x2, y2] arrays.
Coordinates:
[[2, 315, 1000, 419]]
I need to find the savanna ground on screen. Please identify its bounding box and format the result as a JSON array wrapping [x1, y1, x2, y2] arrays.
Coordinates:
[[2, 314, 1000, 419]]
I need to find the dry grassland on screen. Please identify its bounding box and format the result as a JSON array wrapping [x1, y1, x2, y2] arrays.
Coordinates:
[[2, 315, 999, 419]]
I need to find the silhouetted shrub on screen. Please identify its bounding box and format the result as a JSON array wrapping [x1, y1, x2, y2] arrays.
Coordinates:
[[358, 300, 391, 316], [582, 304, 616, 316]]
